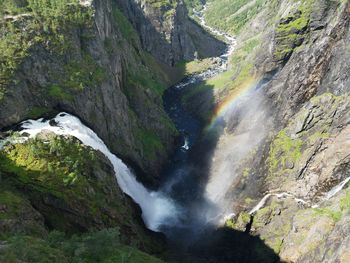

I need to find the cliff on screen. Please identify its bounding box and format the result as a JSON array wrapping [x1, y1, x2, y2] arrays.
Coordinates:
[[114, 0, 226, 65], [0, 0, 224, 183], [0, 132, 165, 261], [188, 0, 350, 261]]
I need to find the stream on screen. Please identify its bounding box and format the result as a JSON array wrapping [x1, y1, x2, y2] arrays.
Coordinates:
[[1, 4, 350, 262]]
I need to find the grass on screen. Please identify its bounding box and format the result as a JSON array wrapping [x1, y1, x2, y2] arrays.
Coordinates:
[[0, 136, 109, 232], [176, 58, 218, 76], [183, 35, 261, 120], [340, 187, 350, 212], [204, 0, 266, 35], [112, 6, 139, 46]]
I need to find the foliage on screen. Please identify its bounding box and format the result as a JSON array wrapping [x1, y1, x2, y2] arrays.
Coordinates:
[[136, 128, 164, 161], [0, 229, 165, 263], [0, 0, 94, 92], [62, 53, 107, 90], [183, 0, 203, 14], [204, 0, 266, 35], [27, 106, 51, 119], [176, 58, 218, 76], [0, 136, 96, 191], [48, 85, 72, 100], [112, 6, 139, 46], [183, 36, 261, 120], [340, 187, 350, 212]]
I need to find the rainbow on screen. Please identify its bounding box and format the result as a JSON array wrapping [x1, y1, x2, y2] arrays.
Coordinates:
[[206, 77, 259, 131]]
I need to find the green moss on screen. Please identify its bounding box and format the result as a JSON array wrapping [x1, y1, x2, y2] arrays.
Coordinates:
[[126, 68, 165, 96], [0, 86, 6, 101], [62, 54, 107, 90], [269, 130, 304, 174], [340, 187, 350, 212], [267, 222, 292, 254], [312, 208, 342, 222], [183, 0, 203, 14], [48, 85, 72, 101], [0, 137, 96, 194], [112, 6, 139, 46], [0, 235, 69, 262], [136, 128, 164, 161], [273, 0, 313, 60], [308, 131, 330, 144], [0, 136, 117, 234], [145, 0, 177, 14], [27, 107, 51, 119], [0, 189, 25, 220]]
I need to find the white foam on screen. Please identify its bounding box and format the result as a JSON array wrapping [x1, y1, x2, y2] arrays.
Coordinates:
[[324, 177, 350, 201], [17, 113, 181, 231]]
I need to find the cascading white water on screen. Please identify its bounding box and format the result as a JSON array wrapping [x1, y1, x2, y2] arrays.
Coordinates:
[[16, 113, 181, 231], [248, 177, 350, 214]]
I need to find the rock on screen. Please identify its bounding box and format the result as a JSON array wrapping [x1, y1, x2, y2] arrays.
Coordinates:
[[114, 0, 226, 65], [0, 136, 164, 253], [0, 0, 182, 181]]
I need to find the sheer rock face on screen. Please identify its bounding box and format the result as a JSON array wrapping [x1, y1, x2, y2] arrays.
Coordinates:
[[0, 0, 224, 182], [114, 0, 226, 65], [211, 1, 350, 261]]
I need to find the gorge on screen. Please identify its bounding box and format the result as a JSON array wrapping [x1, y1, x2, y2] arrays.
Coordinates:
[[1, 0, 350, 262]]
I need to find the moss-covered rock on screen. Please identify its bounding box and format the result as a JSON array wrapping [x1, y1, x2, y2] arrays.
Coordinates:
[[0, 133, 164, 255], [0, 229, 165, 263]]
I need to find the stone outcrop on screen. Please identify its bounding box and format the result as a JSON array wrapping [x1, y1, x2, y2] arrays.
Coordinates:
[[114, 0, 226, 65], [0, 0, 224, 182], [218, 1, 350, 261], [0, 133, 163, 252]]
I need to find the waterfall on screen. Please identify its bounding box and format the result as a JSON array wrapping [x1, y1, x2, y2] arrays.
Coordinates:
[[16, 112, 181, 231]]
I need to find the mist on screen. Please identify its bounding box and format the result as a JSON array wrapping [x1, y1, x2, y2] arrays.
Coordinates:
[[204, 87, 272, 222]]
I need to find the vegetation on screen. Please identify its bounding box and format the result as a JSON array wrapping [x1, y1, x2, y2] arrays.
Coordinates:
[[61, 53, 107, 91], [112, 7, 139, 46], [0, 135, 130, 233], [27, 106, 51, 119], [136, 128, 165, 162], [0, 0, 94, 97], [183, 0, 203, 15], [0, 135, 97, 195], [204, 0, 266, 35], [183, 35, 261, 120], [145, 0, 177, 14], [273, 0, 313, 61], [176, 58, 218, 76], [0, 134, 165, 261], [0, 229, 164, 263], [312, 208, 342, 222], [269, 130, 304, 173]]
